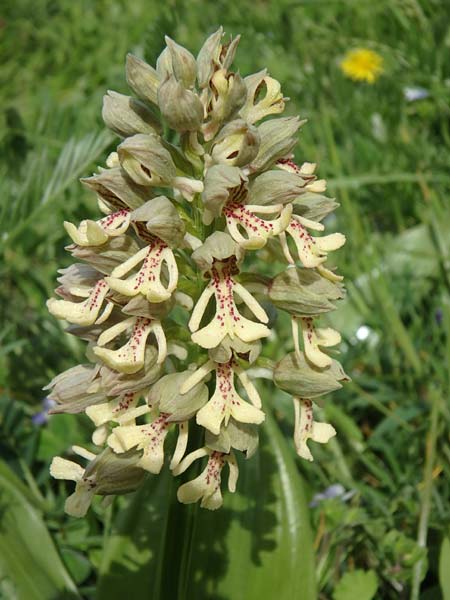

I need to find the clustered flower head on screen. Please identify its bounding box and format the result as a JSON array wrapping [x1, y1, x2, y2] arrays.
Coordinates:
[[47, 28, 349, 516]]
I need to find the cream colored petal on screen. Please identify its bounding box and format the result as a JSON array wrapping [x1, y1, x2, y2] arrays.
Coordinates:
[[50, 457, 84, 481], [311, 422, 336, 444], [94, 317, 153, 374], [72, 446, 96, 461], [196, 391, 226, 435], [200, 486, 223, 510], [109, 246, 149, 278], [97, 317, 134, 347], [188, 285, 215, 332], [233, 283, 268, 323], [316, 265, 344, 282], [170, 421, 189, 470], [316, 327, 341, 347], [172, 447, 209, 476], [293, 397, 335, 462], [95, 301, 114, 325], [191, 317, 227, 349], [236, 368, 262, 408], [177, 473, 208, 505], [64, 485, 95, 518], [230, 396, 265, 427], [226, 453, 239, 493], [301, 319, 332, 368], [47, 279, 109, 326], [315, 232, 346, 252], [92, 424, 109, 446], [279, 231, 295, 264], [291, 316, 302, 362], [295, 215, 325, 231], [180, 360, 215, 394], [235, 316, 270, 343], [64, 220, 108, 247], [151, 321, 167, 364]]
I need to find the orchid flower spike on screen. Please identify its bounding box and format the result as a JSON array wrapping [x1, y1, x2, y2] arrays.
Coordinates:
[[47, 28, 348, 516]]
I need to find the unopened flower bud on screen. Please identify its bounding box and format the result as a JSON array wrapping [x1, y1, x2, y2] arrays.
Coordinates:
[[126, 53, 160, 105], [102, 91, 161, 138], [157, 76, 203, 132], [165, 36, 197, 89], [196, 27, 223, 89]]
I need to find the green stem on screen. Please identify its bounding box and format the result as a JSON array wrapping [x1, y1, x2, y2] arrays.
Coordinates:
[[410, 387, 441, 600]]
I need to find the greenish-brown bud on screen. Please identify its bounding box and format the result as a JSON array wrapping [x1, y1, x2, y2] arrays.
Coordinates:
[[149, 371, 209, 421], [157, 76, 204, 132], [102, 91, 161, 138], [196, 27, 223, 89], [165, 36, 197, 89], [126, 54, 160, 105]]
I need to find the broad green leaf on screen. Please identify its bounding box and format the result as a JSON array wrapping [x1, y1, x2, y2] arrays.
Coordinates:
[[333, 569, 378, 600], [0, 460, 80, 600], [97, 409, 316, 600], [439, 537, 450, 600]]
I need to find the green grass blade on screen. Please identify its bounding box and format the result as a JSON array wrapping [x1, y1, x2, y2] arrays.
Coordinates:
[[0, 460, 80, 599]]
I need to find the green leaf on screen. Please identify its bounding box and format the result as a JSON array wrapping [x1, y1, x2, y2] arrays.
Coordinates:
[[333, 569, 378, 600], [0, 460, 80, 600], [439, 537, 450, 600], [97, 409, 316, 600]]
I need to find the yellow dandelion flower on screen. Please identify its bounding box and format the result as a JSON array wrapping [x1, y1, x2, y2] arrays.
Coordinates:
[[340, 48, 384, 84]]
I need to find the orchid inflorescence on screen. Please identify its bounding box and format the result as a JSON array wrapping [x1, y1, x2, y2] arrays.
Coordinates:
[[47, 28, 349, 516]]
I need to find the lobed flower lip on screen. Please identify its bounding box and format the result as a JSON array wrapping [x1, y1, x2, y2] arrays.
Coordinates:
[[180, 358, 264, 435], [188, 258, 270, 350], [173, 447, 239, 510], [293, 397, 336, 461], [93, 316, 167, 373]]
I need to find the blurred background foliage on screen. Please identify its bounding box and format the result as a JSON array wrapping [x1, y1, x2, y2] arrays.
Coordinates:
[[1, 0, 450, 598]]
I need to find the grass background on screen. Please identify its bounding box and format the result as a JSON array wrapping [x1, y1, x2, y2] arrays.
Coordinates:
[[1, 0, 450, 598]]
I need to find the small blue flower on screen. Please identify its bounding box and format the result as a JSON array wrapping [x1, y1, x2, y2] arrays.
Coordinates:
[[403, 86, 429, 102], [310, 483, 354, 507], [32, 397, 56, 427]]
